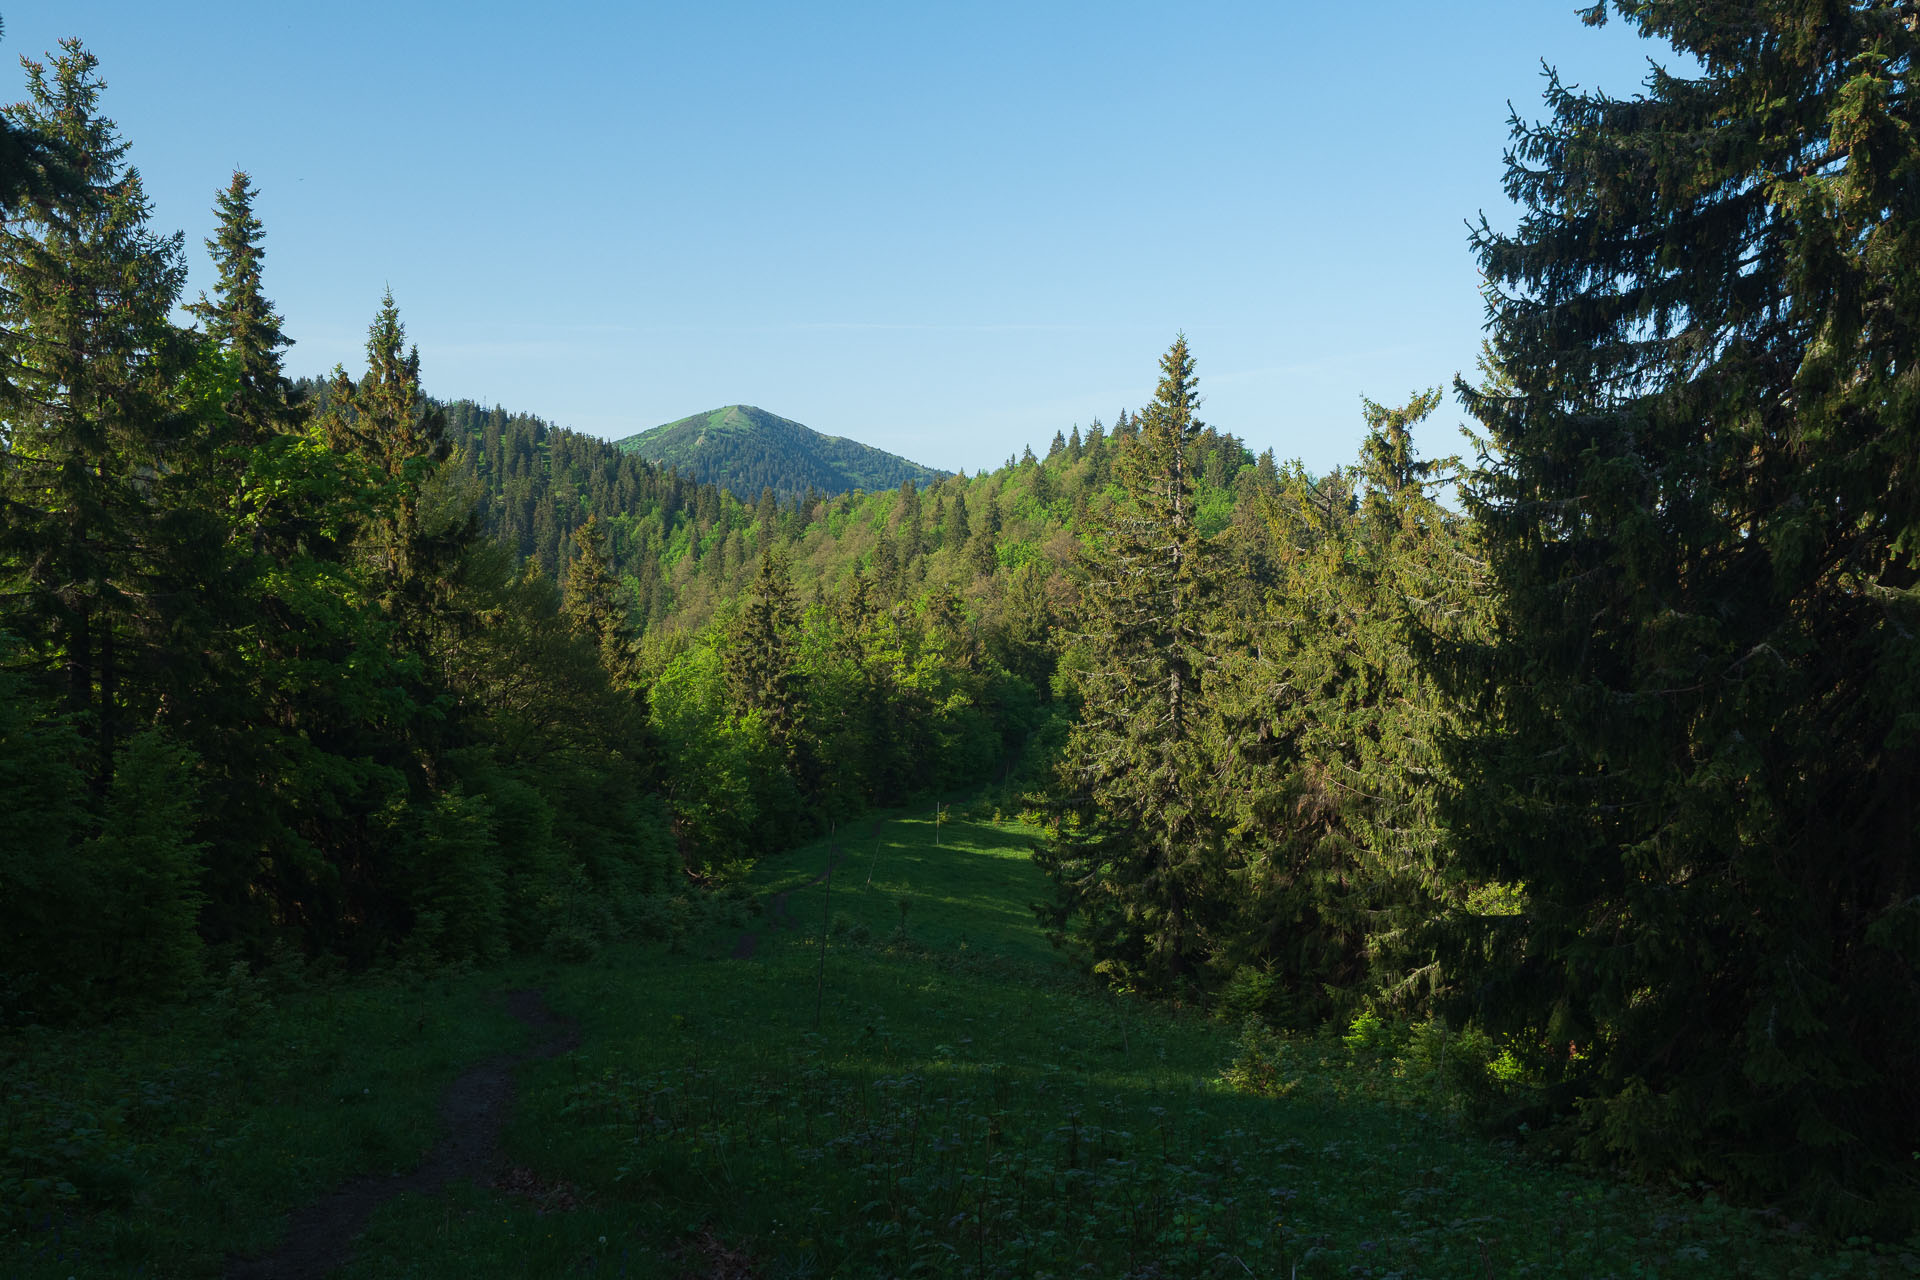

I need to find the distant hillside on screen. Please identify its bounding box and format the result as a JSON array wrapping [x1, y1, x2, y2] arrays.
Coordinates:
[[613, 404, 946, 502]]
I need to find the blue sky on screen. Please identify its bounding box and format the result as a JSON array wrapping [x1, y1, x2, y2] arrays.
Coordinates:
[[8, 3, 1674, 474]]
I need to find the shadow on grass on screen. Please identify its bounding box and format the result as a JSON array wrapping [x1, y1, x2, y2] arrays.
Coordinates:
[[338, 813, 1903, 1280]]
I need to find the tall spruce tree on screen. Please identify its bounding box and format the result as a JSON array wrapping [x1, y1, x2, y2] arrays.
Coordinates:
[[1445, 2, 1920, 1228], [187, 171, 295, 445], [1037, 335, 1227, 990], [322, 293, 466, 642], [565, 514, 640, 688], [727, 546, 804, 761], [0, 40, 187, 778], [0, 23, 80, 217]]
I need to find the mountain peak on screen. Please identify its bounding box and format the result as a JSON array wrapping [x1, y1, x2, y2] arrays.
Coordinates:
[[613, 406, 945, 501]]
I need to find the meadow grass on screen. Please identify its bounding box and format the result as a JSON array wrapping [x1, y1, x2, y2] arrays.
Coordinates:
[[358, 815, 1920, 1278], [5, 814, 1914, 1277], [1, 959, 529, 1277]]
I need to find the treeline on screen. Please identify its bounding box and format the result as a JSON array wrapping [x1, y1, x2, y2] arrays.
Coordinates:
[[0, 43, 682, 1019], [424, 375, 1276, 868], [629, 407, 1273, 862], [415, 379, 1277, 879], [0, 39, 1134, 1021], [1035, 4, 1919, 1235]]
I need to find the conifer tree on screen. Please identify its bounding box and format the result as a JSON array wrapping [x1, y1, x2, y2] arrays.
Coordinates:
[[1037, 335, 1227, 989], [0, 25, 81, 217], [727, 546, 804, 759], [322, 293, 466, 639], [968, 493, 1001, 579], [187, 171, 294, 444], [1445, 2, 1920, 1227], [896, 479, 923, 561], [1214, 393, 1479, 1023], [565, 514, 640, 688], [0, 40, 187, 777], [1031, 457, 1054, 510]]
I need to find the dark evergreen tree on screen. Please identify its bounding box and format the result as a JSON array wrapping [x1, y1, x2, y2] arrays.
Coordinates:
[[322, 293, 468, 643], [187, 172, 294, 444], [949, 489, 972, 547], [1036, 336, 1226, 990], [0, 24, 82, 218], [1213, 393, 1479, 1025], [565, 514, 640, 689], [1444, 1, 1920, 1228], [0, 40, 187, 779], [968, 493, 1001, 578], [726, 546, 804, 760]]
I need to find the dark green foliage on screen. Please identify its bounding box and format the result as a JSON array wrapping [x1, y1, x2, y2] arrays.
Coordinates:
[[1444, 1, 1920, 1228], [1211, 393, 1483, 1026], [0, 43, 693, 988], [0, 658, 204, 1019], [614, 403, 945, 501], [185, 172, 295, 445], [1037, 336, 1229, 992], [320, 294, 468, 642], [406, 787, 504, 966], [564, 514, 640, 688], [85, 730, 207, 1002], [0, 661, 88, 1020], [0, 40, 187, 778], [725, 547, 805, 759]]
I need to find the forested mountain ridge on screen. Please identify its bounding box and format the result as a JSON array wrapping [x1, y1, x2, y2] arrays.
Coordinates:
[[433, 392, 1272, 643], [613, 403, 946, 501]]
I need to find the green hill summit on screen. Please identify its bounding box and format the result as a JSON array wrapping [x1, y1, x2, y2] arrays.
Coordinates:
[[613, 404, 946, 501]]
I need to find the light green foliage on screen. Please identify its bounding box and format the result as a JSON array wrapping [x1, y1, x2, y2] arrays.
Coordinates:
[[650, 641, 773, 862]]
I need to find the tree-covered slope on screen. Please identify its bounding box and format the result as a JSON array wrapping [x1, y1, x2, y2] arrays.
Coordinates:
[[612, 404, 946, 502]]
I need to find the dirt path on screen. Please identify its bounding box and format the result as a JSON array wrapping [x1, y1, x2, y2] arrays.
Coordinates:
[[225, 989, 580, 1280], [730, 843, 843, 959]]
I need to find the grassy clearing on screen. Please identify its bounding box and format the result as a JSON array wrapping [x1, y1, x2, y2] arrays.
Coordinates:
[[363, 815, 1918, 1278], [1, 960, 528, 1278], [6, 814, 1914, 1277]]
